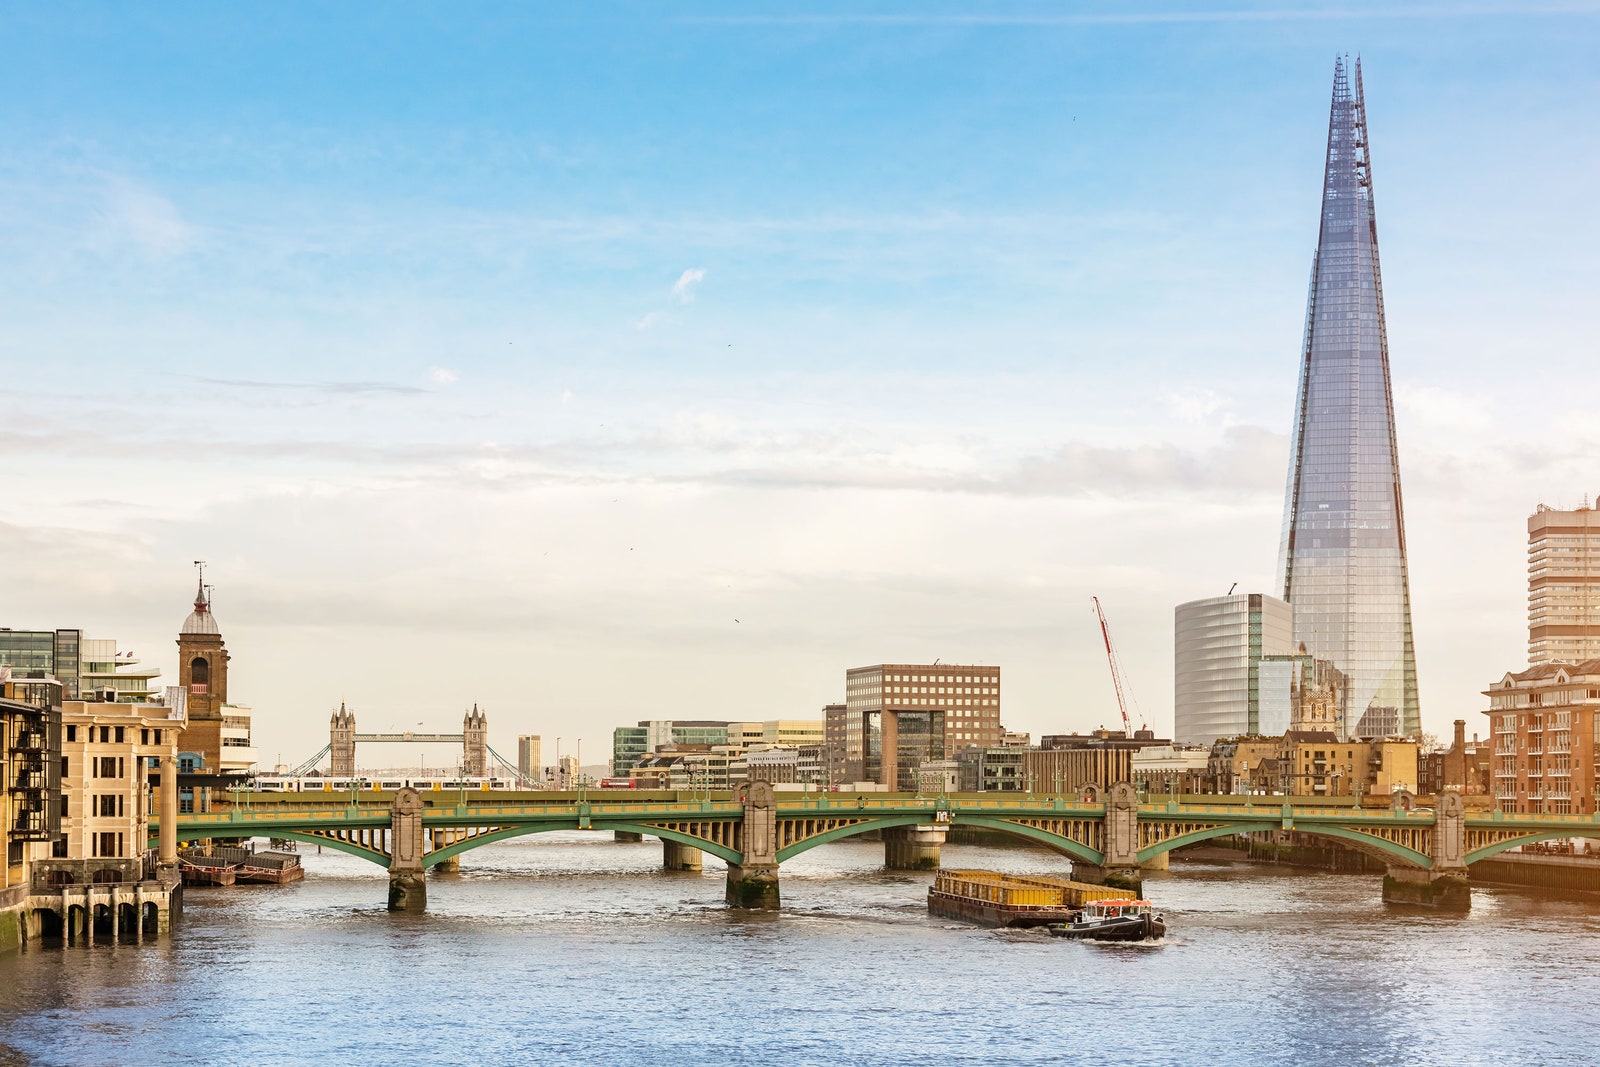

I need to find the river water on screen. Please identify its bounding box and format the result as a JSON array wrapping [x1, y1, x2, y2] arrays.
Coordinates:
[[2, 835, 1597, 1066]]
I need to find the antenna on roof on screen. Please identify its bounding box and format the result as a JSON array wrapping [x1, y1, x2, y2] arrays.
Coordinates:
[[1228, 582, 1238, 596]]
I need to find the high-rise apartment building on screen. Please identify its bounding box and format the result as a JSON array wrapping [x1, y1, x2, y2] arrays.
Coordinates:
[[1174, 594, 1295, 745], [1528, 503, 1600, 665], [1278, 57, 1421, 738]]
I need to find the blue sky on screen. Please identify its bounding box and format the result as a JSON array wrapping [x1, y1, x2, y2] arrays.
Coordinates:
[[3, 2, 1598, 764]]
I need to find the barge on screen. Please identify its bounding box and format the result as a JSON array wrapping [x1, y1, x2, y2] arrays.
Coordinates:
[[928, 868, 1130, 928]]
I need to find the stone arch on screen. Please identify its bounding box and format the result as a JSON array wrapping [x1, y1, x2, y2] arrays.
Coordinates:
[[189, 656, 209, 687], [35, 908, 63, 938], [93, 868, 123, 884], [142, 902, 160, 937]]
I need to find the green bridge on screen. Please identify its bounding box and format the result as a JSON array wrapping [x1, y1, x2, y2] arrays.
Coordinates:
[[162, 782, 1600, 911]]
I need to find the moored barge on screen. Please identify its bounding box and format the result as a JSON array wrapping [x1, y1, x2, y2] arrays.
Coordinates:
[[928, 868, 1131, 928]]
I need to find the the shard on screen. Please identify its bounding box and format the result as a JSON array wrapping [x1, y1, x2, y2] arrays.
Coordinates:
[[1277, 57, 1421, 738]]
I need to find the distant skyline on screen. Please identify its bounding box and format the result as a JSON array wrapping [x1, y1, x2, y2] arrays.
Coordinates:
[[3, 3, 1598, 763]]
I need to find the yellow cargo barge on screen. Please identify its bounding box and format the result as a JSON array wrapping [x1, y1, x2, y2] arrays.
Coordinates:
[[928, 868, 1131, 928]]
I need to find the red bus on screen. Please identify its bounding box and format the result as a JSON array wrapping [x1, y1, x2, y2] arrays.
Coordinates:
[[598, 777, 638, 789]]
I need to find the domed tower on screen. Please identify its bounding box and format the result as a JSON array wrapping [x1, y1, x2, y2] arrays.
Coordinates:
[[177, 566, 230, 771], [462, 705, 488, 777]]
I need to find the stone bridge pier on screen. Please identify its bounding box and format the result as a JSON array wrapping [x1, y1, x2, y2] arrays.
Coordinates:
[[1072, 782, 1143, 895], [388, 788, 427, 911], [1382, 790, 1470, 909], [663, 840, 703, 871], [726, 780, 779, 909]]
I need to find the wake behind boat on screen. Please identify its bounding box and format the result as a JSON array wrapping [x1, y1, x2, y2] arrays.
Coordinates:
[[1048, 899, 1166, 942]]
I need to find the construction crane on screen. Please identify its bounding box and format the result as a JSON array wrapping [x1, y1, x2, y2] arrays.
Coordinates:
[[1092, 596, 1146, 736]]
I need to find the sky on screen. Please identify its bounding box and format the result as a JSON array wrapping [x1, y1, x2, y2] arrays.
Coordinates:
[[2, 2, 1597, 769]]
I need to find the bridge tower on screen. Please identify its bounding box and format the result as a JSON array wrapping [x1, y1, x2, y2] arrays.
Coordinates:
[[462, 705, 488, 776], [726, 779, 780, 909], [330, 703, 356, 777], [1072, 781, 1144, 895]]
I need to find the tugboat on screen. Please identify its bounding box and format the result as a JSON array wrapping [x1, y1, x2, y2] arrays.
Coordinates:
[[1048, 899, 1166, 942]]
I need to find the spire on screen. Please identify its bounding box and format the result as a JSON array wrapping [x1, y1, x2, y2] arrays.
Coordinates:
[[1277, 57, 1420, 738], [181, 560, 221, 636]]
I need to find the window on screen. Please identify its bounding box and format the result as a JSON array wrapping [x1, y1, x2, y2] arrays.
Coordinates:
[[66, 725, 76, 742], [61, 756, 68, 777], [115, 726, 125, 744], [141, 729, 149, 746]]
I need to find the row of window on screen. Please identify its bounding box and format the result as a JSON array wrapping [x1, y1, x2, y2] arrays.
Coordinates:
[[63, 725, 166, 745]]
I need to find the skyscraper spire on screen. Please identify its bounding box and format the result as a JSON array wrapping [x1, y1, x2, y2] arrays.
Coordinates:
[[1277, 57, 1420, 738]]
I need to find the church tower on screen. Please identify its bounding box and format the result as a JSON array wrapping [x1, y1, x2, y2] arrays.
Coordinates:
[[177, 566, 230, 770]]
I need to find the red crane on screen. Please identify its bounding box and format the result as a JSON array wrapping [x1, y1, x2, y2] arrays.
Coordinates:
[[1092, 596, 1146, 736]]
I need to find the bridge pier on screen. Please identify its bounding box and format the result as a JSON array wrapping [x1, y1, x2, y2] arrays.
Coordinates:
[[387, 788, 427, 912], [884, 825, 946, 870], [1072, 781, 1144, 896], [727, 780, 780, 910], [432, 855, 461, 873], [1383, 790, 1470, 910], [614, 831, 644, 843], [663, 840, 703, 871]]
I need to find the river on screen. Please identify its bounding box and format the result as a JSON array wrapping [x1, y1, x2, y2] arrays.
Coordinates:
[[1, 835, 1597, 1066]]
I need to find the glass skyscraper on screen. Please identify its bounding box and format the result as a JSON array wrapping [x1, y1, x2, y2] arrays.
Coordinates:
[[1277, 57, 1421, 738]]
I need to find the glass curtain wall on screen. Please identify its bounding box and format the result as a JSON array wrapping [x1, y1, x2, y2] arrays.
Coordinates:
[[1277, 57, 1420, 737]]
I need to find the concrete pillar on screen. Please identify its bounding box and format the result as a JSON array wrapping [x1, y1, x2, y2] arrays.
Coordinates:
[[1076, 781, 1144, 895], [663, 840, 703, 871], [432, 855, 461, 873], [614, 831, 644, 843], [387, 787, 427, 911], [726, 780, 780, 909], [159, 754, 179, 867], [884, 825, 946, 870], [1383, 790, 1470, 909]]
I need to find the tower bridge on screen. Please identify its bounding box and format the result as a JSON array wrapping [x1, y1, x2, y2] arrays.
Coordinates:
[[159, 784, 1600, 912]]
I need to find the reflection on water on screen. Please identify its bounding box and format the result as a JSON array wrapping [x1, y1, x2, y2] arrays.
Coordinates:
[[3, 834, 1600, 1066]]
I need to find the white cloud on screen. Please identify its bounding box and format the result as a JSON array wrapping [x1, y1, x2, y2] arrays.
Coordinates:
[[1160, 387, 1228, 424], [429, 367, 460, 386], [634, 311, 663, 331], [561, 390, 574, 405], [672, 267, 707, 303], [100, 177, 193, 258]]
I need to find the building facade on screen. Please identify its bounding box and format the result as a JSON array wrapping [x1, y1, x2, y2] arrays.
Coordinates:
[[1174, 593, 1295, 745], [1528, 503, 1600, 665], [40, 693, 186, 884], [174, 580, 255, 779], [1485, 660, 1600, 814], [838, 663, 1000, 788], [1277, 57, 1421, 738], [517, 734, 542, 782]]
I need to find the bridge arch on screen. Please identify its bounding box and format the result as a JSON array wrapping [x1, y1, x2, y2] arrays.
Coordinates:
[[170, 827, 392, 866], [1465, 829, 1600, 866], [1137, 821, 1432, 868], [951, 815, 1105, 865], [423, 821, 744, 868], [774, 814, 930, 863]]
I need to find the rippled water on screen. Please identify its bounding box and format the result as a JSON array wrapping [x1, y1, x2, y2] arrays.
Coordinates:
[[3, 835, 1599, 1066]]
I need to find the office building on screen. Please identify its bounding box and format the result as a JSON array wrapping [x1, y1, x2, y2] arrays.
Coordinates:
[[1174, 593, 1296, 745], [517, 735, 542, 782], [1277, 57, 1421, 738], [837, 663, 1000, 788], [0, 628, 162, 703], [1528, 503, 1600, 665]]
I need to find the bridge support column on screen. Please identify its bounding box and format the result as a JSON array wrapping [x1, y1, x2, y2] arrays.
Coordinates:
[[1383, 790, 1470, 910], [884, 825, 946, 870], [614, 831, 644, 843], [1074, 781, 1143, 895], [387, 788, 427, 912], [158, 753, 179, 871], [663, 840, 703, 871], [432, 855, 461, 873], [726, 780, 779, 909]]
